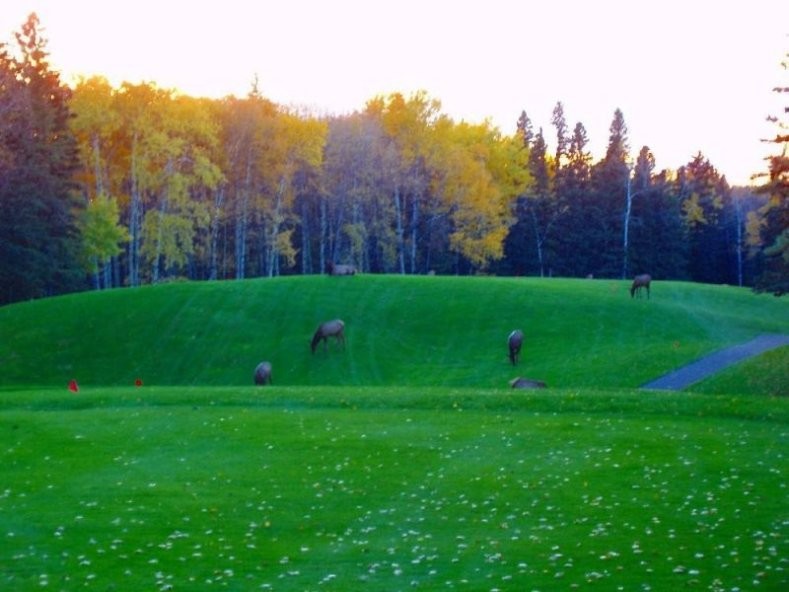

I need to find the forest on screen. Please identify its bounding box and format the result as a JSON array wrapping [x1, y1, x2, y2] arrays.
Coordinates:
[[1, 13, 786, 305]]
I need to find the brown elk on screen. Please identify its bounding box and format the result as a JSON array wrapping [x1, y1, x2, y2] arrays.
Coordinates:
[[311, 319, 346, 353], [508, 329, 524, 365], [327, 262, 356, 276], [630, 274, 652, 299], [510, 377, 547, 389], [254, 361, 272, 385]]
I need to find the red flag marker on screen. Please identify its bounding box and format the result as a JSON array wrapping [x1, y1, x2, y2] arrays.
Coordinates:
[[68, 379, 79, 393], [134, 378, 143, 387]]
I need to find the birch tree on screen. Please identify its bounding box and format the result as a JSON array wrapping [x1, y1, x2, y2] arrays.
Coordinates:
[[219, 86, 277, 279], [140, 94, 222, 281], [257, 111, 326, 276], [370, 92, 439, 274], [433, 120, 529, 270], [70, 76, 128, 288]]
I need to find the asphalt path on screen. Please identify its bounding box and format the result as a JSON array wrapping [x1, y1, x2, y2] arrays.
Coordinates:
[[641, 334, 789, 391]]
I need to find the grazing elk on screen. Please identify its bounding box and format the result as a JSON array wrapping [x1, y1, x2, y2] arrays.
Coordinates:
[[630, 274, 652, 299], [311, 319, 346, 354], [508, 329, 524, 365], [327, 262, 356, 276], [254, 361, 272, 385]]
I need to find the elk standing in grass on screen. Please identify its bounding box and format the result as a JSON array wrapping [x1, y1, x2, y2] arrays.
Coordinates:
[[630, 274, 652, 299], [508, 329, 524, 365], [311, 319, 346, 353]]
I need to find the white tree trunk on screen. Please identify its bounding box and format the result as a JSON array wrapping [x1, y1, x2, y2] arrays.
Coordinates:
[[622, 173, 633, 280], [394, 186, 405, 274]]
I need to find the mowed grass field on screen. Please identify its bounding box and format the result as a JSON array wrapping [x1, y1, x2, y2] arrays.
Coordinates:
[[1, 275, 788, 390], [1, 276, 787, 590]]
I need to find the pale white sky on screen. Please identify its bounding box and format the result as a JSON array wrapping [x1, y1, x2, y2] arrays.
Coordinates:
[[2, 0, 787, 185]]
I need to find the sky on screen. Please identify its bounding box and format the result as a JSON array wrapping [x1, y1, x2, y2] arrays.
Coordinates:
[[2, 0, 787, 186]]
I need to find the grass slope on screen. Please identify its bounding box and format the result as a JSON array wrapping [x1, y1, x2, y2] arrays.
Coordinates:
[[1, 279, 787, 590], [1, 276, 787, 391]]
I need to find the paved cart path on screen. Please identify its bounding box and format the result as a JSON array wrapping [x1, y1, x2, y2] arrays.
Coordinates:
[[641, 333, 789, 391]]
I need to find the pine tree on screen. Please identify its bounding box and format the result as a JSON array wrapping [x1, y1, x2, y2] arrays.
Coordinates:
[[0, 14, 83, 303], [516, 110, 534, 148], [677, 153, 735, 284], [753, 51, 788, 295], [587, 109, 630, 277], [552, 121, 593, 276], [504, 124, 568, 277], [628, 160, 688, 280], [551, 101, 569, 170]]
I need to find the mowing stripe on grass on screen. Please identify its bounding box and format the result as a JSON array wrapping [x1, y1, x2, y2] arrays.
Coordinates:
[[641, 333, 789, 391]]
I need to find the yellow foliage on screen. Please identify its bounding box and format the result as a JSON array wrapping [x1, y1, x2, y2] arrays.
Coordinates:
[[682, 193, 707, 226], [431, 119, 529, 269], [275, 229, 299, 268], [745, 210, 766, 250]]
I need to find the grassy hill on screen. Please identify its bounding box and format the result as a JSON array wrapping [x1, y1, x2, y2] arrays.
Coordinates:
[[1, 275, 787, 391], [2, 277, 787, 590]]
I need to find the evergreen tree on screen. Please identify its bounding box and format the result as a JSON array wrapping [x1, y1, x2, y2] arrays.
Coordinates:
[[552, 121, 593, 276], [629, 169, 688, 280], [504, 128, 556, 276], [516, 110, 534, 148], [0, 13, 83, 303], [732, 186, 768, 287], [501, 111, 535, 275], [526, 128, 553, 276], [587, 109, 629, 277], [551, 101, 569, 170], [676, 153, 735, 284], [752, 51, 788, 295], [621, 146, 654, 278]]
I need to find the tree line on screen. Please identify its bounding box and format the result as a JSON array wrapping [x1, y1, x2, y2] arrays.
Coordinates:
[[1, 14, 785, 305]]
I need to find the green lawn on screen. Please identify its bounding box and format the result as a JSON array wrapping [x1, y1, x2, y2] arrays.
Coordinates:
[[0, 277, 787, 590], [689, 346, 788, 397], [1, 387, 786, 591]]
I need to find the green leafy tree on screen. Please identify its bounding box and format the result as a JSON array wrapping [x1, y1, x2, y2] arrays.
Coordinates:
[[77, 193, 129, 289], [140, 94, 222, 281], [70, 76, 125, 288], [111, 82, 173, 286]]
